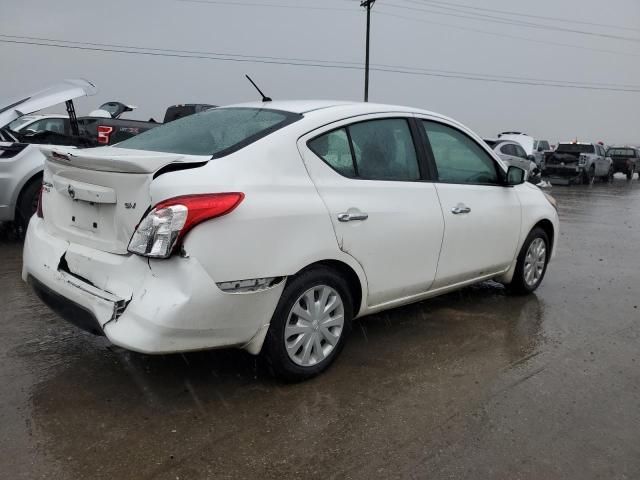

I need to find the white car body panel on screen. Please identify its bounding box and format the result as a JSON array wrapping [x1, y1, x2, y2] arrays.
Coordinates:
[[23, 101, 559, 357]]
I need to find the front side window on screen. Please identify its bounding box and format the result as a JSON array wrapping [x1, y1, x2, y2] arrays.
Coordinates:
[[308, 118, 420, 181], [117, 107, 301, 156], [422, 121, 499, 185]]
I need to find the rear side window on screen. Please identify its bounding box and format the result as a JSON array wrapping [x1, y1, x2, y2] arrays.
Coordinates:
[[308, 128, 355, 177], [117, 107, 301, 157], [308, 118, 420, 181], [422, 121, 499, 185], [501, 144, 517, 156], [514, 144, 528, 159]]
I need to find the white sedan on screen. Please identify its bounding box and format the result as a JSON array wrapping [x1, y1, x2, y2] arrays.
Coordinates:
[[23, 101, 559, 381]]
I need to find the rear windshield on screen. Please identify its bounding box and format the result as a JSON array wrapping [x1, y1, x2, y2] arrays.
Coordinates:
[[117, 107, 301, 157], [607, 148, 636, 157], [556, 144, 595, 154]]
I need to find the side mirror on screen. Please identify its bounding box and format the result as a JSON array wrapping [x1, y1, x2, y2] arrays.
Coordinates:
[[527, 154, 536, 161], [506, 166, 526, 186], [537, 146, 544, 152]]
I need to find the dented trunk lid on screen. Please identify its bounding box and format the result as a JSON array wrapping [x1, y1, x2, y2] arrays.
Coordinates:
[[41, 146, 205, 254]]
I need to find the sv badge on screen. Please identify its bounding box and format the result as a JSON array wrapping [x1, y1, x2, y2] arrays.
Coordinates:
[[124, 202, 137, 209]]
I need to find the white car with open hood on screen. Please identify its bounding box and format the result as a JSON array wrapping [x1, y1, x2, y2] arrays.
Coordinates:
[[23, 101, 559, 381], [0, 79, 97, 229]]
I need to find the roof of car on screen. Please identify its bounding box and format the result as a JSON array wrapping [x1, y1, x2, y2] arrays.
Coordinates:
[[223, 100, 443, 117]]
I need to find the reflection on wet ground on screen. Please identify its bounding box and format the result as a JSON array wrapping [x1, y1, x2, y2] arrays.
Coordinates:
[[1, 177, 639, 479]]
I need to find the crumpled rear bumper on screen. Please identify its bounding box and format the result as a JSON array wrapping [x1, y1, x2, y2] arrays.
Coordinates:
[[23, 217, 285, 354]]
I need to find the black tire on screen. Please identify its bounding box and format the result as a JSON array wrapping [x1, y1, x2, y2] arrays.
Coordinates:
[[262, 266, 353, 382], [627, 166, 635, 181], [604, 166, 614, 183], [507, 227, 550, 295], [583, 165, 595, 185], [15, 177, 42, 235]]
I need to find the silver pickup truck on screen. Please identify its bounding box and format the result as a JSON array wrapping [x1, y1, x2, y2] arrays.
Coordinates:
[[543, 142, 613, 185]]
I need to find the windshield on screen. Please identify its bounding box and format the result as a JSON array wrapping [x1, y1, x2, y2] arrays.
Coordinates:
[[483, 139, 499, 148], [117, 107, 301, 156], [556, 144, 595, 154], [7, 116, 37, 131], [607, 148, 636, 157]]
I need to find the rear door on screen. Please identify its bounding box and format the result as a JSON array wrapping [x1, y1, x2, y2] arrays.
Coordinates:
[[298, 115, 445, 307], [417, 118, 522, 289]]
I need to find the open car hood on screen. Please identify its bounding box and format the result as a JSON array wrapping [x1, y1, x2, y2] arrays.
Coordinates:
[[0, 79, 97, 128]]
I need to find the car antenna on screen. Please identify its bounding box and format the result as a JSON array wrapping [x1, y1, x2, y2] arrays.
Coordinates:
[[245, 75, 272, 102]]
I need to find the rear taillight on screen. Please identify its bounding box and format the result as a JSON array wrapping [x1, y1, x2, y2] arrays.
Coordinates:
[[36, 185, 44, 218], [97, 125, 114, 144], [127, 193, 244, 259]]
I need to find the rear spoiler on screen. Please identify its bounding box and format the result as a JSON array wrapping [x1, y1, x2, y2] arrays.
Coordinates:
[[41, 147, 188, 174]]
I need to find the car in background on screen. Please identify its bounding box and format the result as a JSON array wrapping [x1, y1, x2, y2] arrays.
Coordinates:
[[543, 142, 613, 185], [1, 80, 215, 231], [606, 146, 639, 180], [1, 79, 99, 231], [484, 138, 540, 183], [23, 100, 559, 381], [8, 114, 69, 134], [497, 132, 551, 168]]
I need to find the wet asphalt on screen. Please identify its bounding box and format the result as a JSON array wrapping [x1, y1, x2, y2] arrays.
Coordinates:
[[1, 177, 639, 480]]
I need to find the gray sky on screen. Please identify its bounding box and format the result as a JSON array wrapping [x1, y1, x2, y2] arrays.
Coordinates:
[[1, 0, 639, 144]]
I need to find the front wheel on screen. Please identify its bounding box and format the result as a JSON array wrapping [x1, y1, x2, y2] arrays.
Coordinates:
[[604, 165, 614, 183], [262, 267, 353, 382], [16, 178, 42, 236], [507, 227, 550, 295]]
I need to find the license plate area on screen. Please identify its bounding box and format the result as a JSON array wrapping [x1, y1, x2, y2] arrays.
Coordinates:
[[69, 200, 102, 232]]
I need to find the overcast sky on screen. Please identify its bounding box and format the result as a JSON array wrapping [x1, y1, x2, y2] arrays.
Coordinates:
[[1, 0, 639, 143]]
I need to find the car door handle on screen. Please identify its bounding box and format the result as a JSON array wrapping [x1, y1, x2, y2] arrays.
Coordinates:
[[338, 210, 369, 222], [451, 204, 471, 215]]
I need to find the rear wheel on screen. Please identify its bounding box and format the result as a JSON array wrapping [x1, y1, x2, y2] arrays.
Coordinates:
[[627, 166, 635, 181], [262, 267, 353, 382], [583, 165, 595, 185], [15, 177, 41, 235], [507, 227, 550, 295]]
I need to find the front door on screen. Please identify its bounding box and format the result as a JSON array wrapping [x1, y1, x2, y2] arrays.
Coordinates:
[[299, 115, 445, 307], [418, 119, 522, 289]]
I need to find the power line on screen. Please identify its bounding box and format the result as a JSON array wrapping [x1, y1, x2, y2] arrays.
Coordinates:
[[2, 37, 640, 93], [383, 0, 640, 43], [176, 0, 356, 12], [3, 33, 639, 88], [403, 0, 640, 33], [375, 10, 640, 59]]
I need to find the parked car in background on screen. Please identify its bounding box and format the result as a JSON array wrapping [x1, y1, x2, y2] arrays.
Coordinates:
[[543, 142, 613, 185], [24, 100, 559, 381], [606, 146, 639, 180], [497, 132, 551, 168], [1, 79, 99, 231], [484, 138, 540, 184], [163, 103, 216, 123], [1, 80, 215, 230], [8, 114, 69, 134]]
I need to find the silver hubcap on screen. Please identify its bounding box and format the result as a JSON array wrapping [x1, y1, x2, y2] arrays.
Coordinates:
[[284, 285, 344, 367], [523, 238, 547, 287]]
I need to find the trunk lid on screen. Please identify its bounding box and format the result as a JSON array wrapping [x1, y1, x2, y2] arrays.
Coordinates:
[[41, 146, 203, 254], [0, 79, 97, 128]]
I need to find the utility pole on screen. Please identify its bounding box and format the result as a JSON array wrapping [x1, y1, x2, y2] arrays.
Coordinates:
[[361, 0, 375, 102]]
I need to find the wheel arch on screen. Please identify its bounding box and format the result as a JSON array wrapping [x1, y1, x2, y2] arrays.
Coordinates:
[[14, 170, 43, 221], [533, 218, 555, 252], [292, 259, 365, 317]]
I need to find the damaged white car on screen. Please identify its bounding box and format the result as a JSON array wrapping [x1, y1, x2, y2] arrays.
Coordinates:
[[23, 101, 559, 381]]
